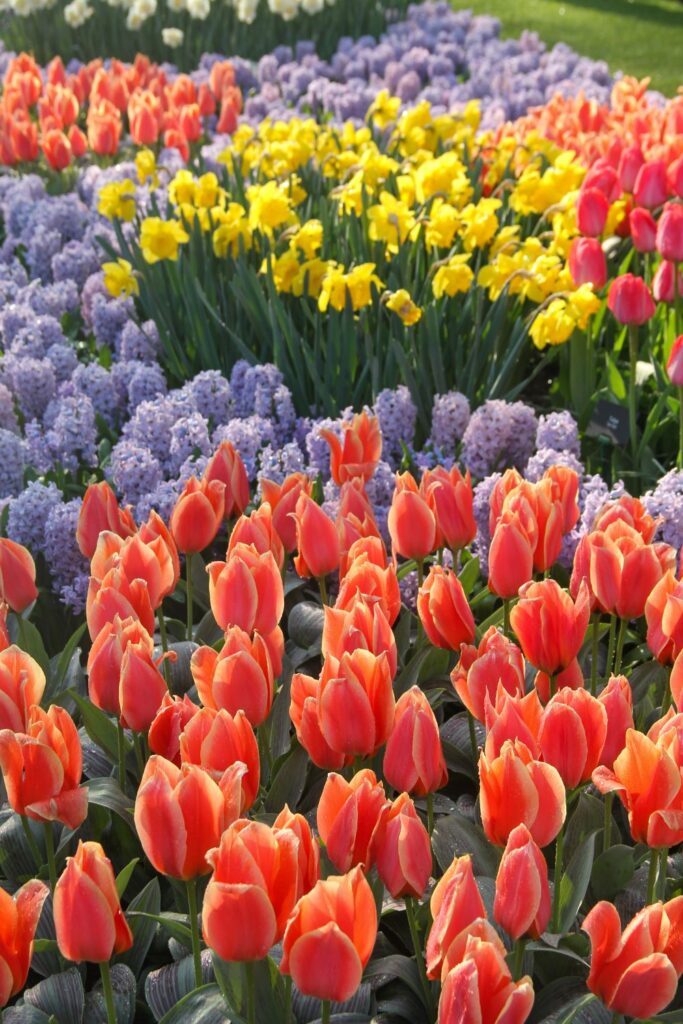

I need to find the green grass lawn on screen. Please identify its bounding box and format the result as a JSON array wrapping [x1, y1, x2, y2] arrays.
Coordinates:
[[452, 0, 683, 96]]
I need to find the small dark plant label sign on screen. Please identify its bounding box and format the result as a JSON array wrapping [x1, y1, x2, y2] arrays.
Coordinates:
[[586, 399, 630, 446]]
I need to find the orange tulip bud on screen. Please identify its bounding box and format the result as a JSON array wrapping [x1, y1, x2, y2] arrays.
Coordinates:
[[494, 823, 550, 940], [119, 640, 168, 733], [0, 705, 87, 829], [293, 492, 340, 579], [417, 565, 476, 650], [54, 841, 133, 963], [646, 571, 683, 664], [0, 646, 46, 731], [421, 466, 476, 552], [86, 615, 153, 719], [452, 627, 525, 723], [41, 128, 71, 171], [203, 441, 250, 520], [487, 514, 534, 600], [593, 495, 656, 542], [426, 854, 487, 979], [322, 600, 397, 676], [484, 687, 544, 760], [228, 502, 284, 569], [289, 671, 347, 770], [0, 880, 49, 1008], [138, 509, 180, 589], [170, 476, 224, 554], [336, 540, 401, 625], [135, 756, 243, 879], [260, 473, 312, 552], [280, 866, 377, 1002], [180, 706, 259, 812], [148, 693, 200, 766], [583, 899, 683, 1019], [538, 687, 607, 789], [91, 531, 176, 610], [383, 686, 448, 796], [190, 626, 277, 727], [321, 411, 382, 486], [0, 539, 38, 613], [479, 740, 566, 848], [317, 769, 387, 872], [202, 820, 300, 961], [510, 579, 590, 677], [207, 543, 283, 635], [388, 472, 437, 561], [273, 804, 320, 897], [319, 650, 395, 758], [86, 566, 155, 640], [373, 792, 432, 899], [597, 675, 634, 769], [438, 936, 535, 1024]]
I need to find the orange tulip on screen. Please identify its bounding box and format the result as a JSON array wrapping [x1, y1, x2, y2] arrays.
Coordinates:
[[597, 675, 634, 769], [0, 604, 9, 652], [418, 565, 476, 650], [202, 820, 300, 961], [336, 481, 383, 575], [487, 514, 534, 600], [318, 650, 395, 758], [86, 615, 154, 719], [383, 686, 448, 796], [538, 688, 607, 789], [260, 473, 312, 552], [336, 539, 401, 625], [494, 823, 550, 940], [646, 571, 683, 664], [571, 523, 664, 620], [118, 639, 169, 733], [388, 472, 437, 561], [421, 466, 476, 552], [0, 879, 49, 1008], [148, 693, 200, 765], [452, 627, 525, 723], [280, 866, 377, 1002], [228, 502, 284, 569], [42, 128, 71, 170], [317, 769, 387, 872], [207, 543, 283, 635], [0, 646, 46, 731], [135, 756, 243, 879], [293, 492, 340, 579], [533, 657, 584, 705], [438, 936, 535, 1024], [54, 841, 133, 963], [484, 687, 544, 760], [321, 411, 382, 485], [170, 476, 224, 554], [510, 579, 590, 678], [322, 600, 397, 676], [479, 740, 566, 848], [583, 899, 683, 1018], [273, 805, 320, 896], [0, 539, 38, 613], [130, 103, 159, 145], [77, 481, 136, 558], [203, 441, 250, 519], [138, 509, 180, 587], [289, 671, 347, 770], [373, 792, 432, 899], [86, 565, 155, 640], [0, 705, 87, 829], [87, 106, 121, 156], [190, 626, 277, 727], [426, 854, 487, 979], [91, 531, 177, 610], [179, 706, 259, 811], [593, 495, 656, 542]]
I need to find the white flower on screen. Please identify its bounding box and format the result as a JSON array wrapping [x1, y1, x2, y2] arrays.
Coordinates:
[[268, 0, 299, 19], [166, 0, 185, 12], [64, 0, 93, 25], [162, 26, 184, 46], [125, 4, 145, 25], [235, 0, 257, 21], [300, 0, 323, 12], [186, 0, 210, 18]]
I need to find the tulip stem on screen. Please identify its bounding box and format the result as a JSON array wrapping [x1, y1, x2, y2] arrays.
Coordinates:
[[502, 599, 511, 638], [157, 607, 172, 693], [603, 792, 614, 854], [245, 961, 256, 1024], [99, 961, 117, 1024], [659, 847, 668, 901], [613, 618, 627, 676], [590, 615, 600, 696], [647, 848, 659, 904], [512, 938, 526, 981], [186, 879, 203, 989], [321, 1001, 331, 1024], [132, 732, 146, 776], [628, 323, 640, 460], [284, 975, 292, 1023], [317, 575, 328, 606], [21, 816, 43, 873], [678, 386, 683, 470], [116, 723, 127, 793], [551, 824, 565, 932], [467, 710, 478, 762], [549, 674, 558, 699], [43, 823, 57, 892], [605, 616, 617, 681], [405, 897, 433, 1015], [426, 792, 434, 836], [186, 553, 194, 642]]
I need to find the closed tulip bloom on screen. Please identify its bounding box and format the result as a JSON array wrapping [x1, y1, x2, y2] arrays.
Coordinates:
[[583, 899, 683, 1019], [634, 160, 669, 209], [321, 411, 382, 485], [607, 273, 656, 325], [87, 615, 154, 719], [92, 532, 176, 610], [0, 539, 38, 613], [322, 601, 397, 676], [190, 626, 277, 727], [420, 466, 477, 551], [384, 686, 448, 796], [139, 510, 180, 587], [280, 866, 377, 1002], [533, 657, 584, 705], [582, 160, 620, 202], [646, 571, 683, 663], [0, 705, 87, 829], [202, 441, 249, 520], [135, 756, 243, 880], [494, 824, 550, 940], [319, 650, 395, 758], [170, 476, 224, 554], [317, 769, 387, 872], [511, 579, 589, 677], [618, 145, 644, 193], [0, 879, 49, 1008], [539, 688, 607, 789], [289, 672, 347, 770], [630, 207, 658, 252], [273, 805, 320, 897], [336, 542, 401, 625], [228, 502, 284, 570], [293, 492, 340, 579], [76, 481, 136, 558], [657, 203, 683, 263], [487, 514, 534, 599], [597, 676, 634, 768], [426, 854, 487, 979], [653, 259, 683, 304], [373, 793, 432, 899], [577, 187, 609, 237], [452, 627, 525, 723], [260, 473, 312, 552], [0, 646, 46, 732], [202, 820, 300, 962], [667, 336, 683, 387], [568, 236, 607, 288], [180, 706, 260, 812], [593, 495, 657, 542], [479, 740, 566, 848], [148, 693, 200, 766], [484, 688, 544, 760], [670, 155, 683, 199], [418, 565, 476, 650], [438, 936, 535, 1024], [86, 566, 155, 640], [208, 543, 283, 635], [54, 841, 133, 963], [119, 640, 168, 734], [388, 472, 437, 560]]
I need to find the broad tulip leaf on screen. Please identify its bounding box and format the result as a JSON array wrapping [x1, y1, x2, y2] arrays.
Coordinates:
[[157, 984, 233, 1024], [432, 812, 500, 878], [591, 844, 634, 900], [558, 831, 598, 933]]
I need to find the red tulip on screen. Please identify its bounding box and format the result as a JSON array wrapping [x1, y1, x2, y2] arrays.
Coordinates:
[[608, 273, 656, 325], [0, 539, 38, 613], [568, 236, 607, 288], [54, 841, 133, 962], [203, 441, 250, 520], [494, 823, 551, 940], [373, 792, 432, 898], [190, 626, 278, 726], [577, 187, 609, 237], [484, 687, 544, 760], [452, 627, 525, 723], [646, 570, 683, 663], [438, 936, 535, 1024], [170, 476, 224, 554], [148, 693, 200, 765], [86, 565, 155, 640], [336, 540, 401, 625], [417, 565, 476, 650], [42, 129, 71, 170], [383, 686, 448, 796], [317, 768, 387, 872], [388, 472, 437, 561], [618, 145, 644, 193], [539, 688, 607, 789], [633, 160, 668, 209], [228, 502, 284, 570], [657, 202, 683, 263], [260, 473, 312, 552], [321, 411, 382, 485], [322, 600, 397, 676], [487, 514, 534, 599], [420, 466, 477, 551], [0, 880, 49, 1008], [426, 854, 487, 979], [592, 495, 656, 542], [597, 675, 634, 768], [629, 207, 658, 252], [293, 492, 340, 579], [207, 543, 283, 635], [272, 805, 320, 897], [290, 670, 347, 770], [653, 259, 683, 303], [479, 740, 566, 848], [510, 579, 590, 678], [318, 650, 395, 758], [179, 706, 260, 812], [667, 335, 683, 386]]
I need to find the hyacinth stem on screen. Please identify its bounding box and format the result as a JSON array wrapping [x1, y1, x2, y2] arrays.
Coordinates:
[[321, 1001, 331, 1024], [157, 607, 172, 693], [606, 616, 617, 681], [245, 961, 256, 1024], [185, 553, 194, 642], [613, 618, 627, 677], [21, 816, 43, 874], [603, 792, 614, 854], [43, 823, 57, 892], [405, 897, 432, 1015], [116, 723, 127, 793], [628, 323, 639, 460], [426, 792, 435, 836], [467, 710, 478, 762], [186, 879, 203, 990], [678, 386, 683, 470], [99, 961, 117, 1024], [502, 599, 511, 638], [317, 575, 328, 607], [590, 615, 600, 696], [659, 848, 669, 901], [647, 847, 660, 904], [512, 938, 526, 982], [551, 824, 565, 932]]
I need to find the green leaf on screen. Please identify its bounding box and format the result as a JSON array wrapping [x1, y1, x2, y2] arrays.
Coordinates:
[[68, 691, 119, 762], [118, 878, 161, 978], [591, 844, 634, 901], [432, 812, 500, 878], [126, 910, 192, 944], [46, 623, 87, 701], [23, 968, 85, 1024], [157, 984, 233, 1024], [115, 858, 140, 899], [363, 955, 425, 1005], [265, 742, 309, 813], [86, 777, 134, 829], [458, 555, 480, 596], [559, 832, 598, 933]]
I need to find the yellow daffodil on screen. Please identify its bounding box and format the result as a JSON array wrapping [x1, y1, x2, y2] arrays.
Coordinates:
[[459, 197, 502, 251], [367, 89, 401, 130], [291, 220, 323, 259], [135, 148, 158, 187], [529, 298, 575, 350], [368, 192, 416, 252], [98, 179, 136, 222], [102, 258, 138, 298], [319, 263, 383, 313], [432, 255, 474, 299], [386, 289, 422, 326], [139, 217, 189, 263], [247, 180, 299, 235], [169, 169, 197, 208], [212, 203, 252, 257]]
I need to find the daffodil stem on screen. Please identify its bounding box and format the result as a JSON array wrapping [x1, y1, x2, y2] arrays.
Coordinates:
[[551, 824, 565, 932], [603, 792, 613, 854], [613, 618, 627, 676], [186, 879, 203, 990], [628, 323, 639, 460], [590, 615, 600, 696], [99, 961, 117, 1024], [43, 823, 57, 892], [157, 607, 172, 693], [405, 897, 433, 1015], [186, 553, 194, 642], [647, 848, 659, 904]]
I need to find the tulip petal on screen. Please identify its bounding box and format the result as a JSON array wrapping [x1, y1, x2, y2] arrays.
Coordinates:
[[610, 953, 678, 1018], [287, 922, 363, 1003], [202, 881, 277, 961]]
